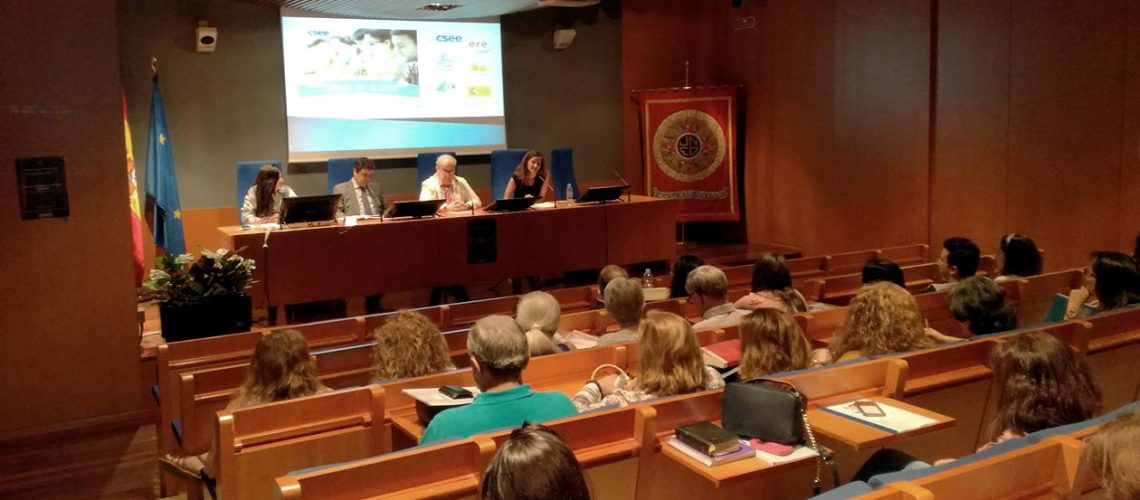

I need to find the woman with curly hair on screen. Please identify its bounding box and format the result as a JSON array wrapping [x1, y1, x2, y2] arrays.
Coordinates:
[[1084, 410, 1140, 500], [825, 282, 940, 363], [738, 308, 814, 378], [372, 310, 455, 381], [161, 329, 330, 483]]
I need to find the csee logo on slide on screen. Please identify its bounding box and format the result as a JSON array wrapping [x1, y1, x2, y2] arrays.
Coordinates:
[[436, 34, 464, 42]]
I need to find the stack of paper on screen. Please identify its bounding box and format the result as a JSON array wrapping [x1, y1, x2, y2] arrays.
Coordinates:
[[822, 400, 939, 434]]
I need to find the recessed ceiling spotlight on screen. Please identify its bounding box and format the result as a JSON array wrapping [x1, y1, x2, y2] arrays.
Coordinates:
[[418, 3, 461, 11]]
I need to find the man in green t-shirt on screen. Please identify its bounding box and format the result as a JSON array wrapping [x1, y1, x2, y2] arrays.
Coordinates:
[[421, 315, 577, 444]]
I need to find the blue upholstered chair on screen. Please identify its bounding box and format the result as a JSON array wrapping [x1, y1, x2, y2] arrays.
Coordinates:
[[236, 160, 283, 223], [550, 147, 580, 200], [415, 151, 457, 186], [326, 158, 358, 193], [489, 148, 527, 201]]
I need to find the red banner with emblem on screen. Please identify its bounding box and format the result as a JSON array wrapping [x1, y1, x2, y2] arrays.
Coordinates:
[[638, 85, 738, 222]]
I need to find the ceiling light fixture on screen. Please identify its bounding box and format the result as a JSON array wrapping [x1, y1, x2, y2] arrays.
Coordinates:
[[418, 3, 461, 11]]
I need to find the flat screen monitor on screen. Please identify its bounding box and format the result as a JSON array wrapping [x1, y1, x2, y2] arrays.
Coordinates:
[[280, 194, 341, 225], [386, 199, 445, 218], [576, 185, 629, 204], [484, 197, 538, 212]]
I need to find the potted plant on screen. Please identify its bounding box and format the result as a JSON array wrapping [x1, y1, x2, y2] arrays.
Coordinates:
[[143, 248, 255, 342]]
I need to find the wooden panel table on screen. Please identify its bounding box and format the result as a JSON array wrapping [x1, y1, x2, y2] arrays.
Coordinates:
[[807, 396, 955, 452], [218, 195, 679, 311]]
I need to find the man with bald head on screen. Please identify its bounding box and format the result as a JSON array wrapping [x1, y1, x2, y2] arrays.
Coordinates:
[[420, 315, 576, 444], [419, 154, 482, 212]]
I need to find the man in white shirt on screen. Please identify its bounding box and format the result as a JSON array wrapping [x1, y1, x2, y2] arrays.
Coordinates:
[[333, 158, 387, 218], [688, 265, 750, 331], [419, 154, 482, 212]]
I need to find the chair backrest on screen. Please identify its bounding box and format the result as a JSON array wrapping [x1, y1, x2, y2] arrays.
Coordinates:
[[1015, 269, 1084, 326], [912, 290, 968, 339], [447, 296, 520, 330], [217, 385, 388, 500], [881, 437, 1084, 500], [879, 244, 929, 266], [788, 255, 831, 281], [489, 148, 527, 201], [1083, 307, 1140, 410], [236, 160, 282, 221], [794, 307, 849, 345], [902, 263, 942, 293], [326, 157, 358, 193], [819, 272, 866, 306], [827, 249, 879, 276], [550, 147, 580, 200], [779, 358, 906, 405], [276, 436, 496, 500], [415, 151, 456, 185]]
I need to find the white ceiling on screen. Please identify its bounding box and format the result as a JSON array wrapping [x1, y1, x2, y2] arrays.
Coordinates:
[[233, 0, 595, 20]]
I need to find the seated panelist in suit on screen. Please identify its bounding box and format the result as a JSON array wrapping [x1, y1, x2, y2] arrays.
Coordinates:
[[502, 150, 552, 200], [240, 165, 297, 225], [419, 154, 482, 212], [333, 157, 388, 218]]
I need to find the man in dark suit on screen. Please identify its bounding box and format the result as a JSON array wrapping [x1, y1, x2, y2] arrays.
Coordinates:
[[334, 158, 388, 312], [333, 158, 388, 218]]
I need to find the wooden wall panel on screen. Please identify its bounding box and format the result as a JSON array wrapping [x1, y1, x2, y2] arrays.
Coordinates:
[[931, 0, 1012, 256], [1121, 0, 1140, 253], [0, 0, 143, 434], [1007, 0, 1130, 270]]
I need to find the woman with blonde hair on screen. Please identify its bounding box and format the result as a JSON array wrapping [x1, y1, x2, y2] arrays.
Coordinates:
[[515, 291, 566, 356], [573, 311, 723, 411], [1084, 411, 1140, 500], [161, 330, 329, 483], [826, 282, 939, 363], [372, 310, 455, 381], [738, 309, 813, 379]]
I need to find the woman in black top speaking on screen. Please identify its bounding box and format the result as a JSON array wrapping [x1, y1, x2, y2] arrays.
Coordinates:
[[502, 150, 552, 199]]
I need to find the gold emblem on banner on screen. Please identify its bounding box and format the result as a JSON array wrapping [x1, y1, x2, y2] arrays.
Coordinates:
[[652, 109, 725, 182]]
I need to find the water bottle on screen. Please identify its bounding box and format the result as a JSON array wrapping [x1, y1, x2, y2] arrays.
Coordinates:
[[565, 183, 574, 205], [642, 268, 653, 289]]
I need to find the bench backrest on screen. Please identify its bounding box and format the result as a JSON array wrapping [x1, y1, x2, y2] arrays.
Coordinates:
[[216, 385, 387, 500], [1083, 307, 1140, 411], [879, 244, 929, 266], [1015, 269, 1083, 326]]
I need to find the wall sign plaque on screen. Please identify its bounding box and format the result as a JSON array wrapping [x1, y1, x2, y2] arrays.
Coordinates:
[[16, 156, 69, 220]]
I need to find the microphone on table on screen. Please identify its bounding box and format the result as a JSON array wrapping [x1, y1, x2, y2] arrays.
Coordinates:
[[611, 169, 632, 202]]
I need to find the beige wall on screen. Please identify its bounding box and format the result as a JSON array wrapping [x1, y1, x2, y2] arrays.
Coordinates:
[[0, 0, 144, 435]]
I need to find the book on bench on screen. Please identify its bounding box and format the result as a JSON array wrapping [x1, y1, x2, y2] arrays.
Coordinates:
[[675, 422, 741, 456], [701, 339, 742, 369]]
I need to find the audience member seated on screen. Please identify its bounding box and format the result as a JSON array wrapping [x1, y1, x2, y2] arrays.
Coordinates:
[[734, 253, 808, 313], [861, 258, 906, 288], [480, 423, 591, 500], [573, 311, 724, 411], [239, 164, 297, 225], [994, 233, 1042, 282], [927, 236, 980, 292], [160, 330, 330, 483], [1065, 251, 1140, 319], [515, 291, 568, 356], [371, 310, 455, 382], [739, 309, 814, 379], [853, 331, 1102, 479], [948, 276, 1018, 335], [688, 265, 749, 330], [595, 264, 629, 308], [596, 278, 644, 346], [420, 315, 577, 444], [669, 254, 705, 299], [815, 282, 940, 364], [1083, 410, 1139, 500]]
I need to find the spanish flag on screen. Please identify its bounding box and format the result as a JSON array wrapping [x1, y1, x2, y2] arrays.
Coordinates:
[[123, 92, 145, 285]]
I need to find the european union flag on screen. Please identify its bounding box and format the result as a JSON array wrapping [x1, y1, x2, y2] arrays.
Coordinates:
[[143, 76, 185, 256]]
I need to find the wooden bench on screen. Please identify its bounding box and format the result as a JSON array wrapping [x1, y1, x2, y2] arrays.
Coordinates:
[[827, 249, 879, 276], [215, 385, 387, 500], [879, 244, 929, 267], [1083, 307, 1140, 410], [1013, 269, 1083, 326], [865, 437, 1084, 500]]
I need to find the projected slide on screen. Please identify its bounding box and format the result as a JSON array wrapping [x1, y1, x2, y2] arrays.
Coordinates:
[[281, 16, 506, 161]]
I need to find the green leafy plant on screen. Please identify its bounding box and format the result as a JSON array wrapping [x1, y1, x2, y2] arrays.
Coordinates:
[[142, 248, 256, 306]]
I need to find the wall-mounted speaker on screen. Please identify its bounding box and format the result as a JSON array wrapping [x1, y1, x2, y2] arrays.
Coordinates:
[[196, 26, 217, 53]]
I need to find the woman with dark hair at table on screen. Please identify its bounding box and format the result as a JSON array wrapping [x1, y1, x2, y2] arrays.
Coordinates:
[[995, 233, 1042, 282], [240, 165, 296, 225], [502, 150, 552, 200]]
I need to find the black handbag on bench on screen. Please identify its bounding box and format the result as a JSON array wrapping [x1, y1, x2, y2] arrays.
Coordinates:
[[721, 378, 840, 494]]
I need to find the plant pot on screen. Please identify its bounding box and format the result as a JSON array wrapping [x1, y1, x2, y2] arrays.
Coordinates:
[[159, 294, 253, 342]]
